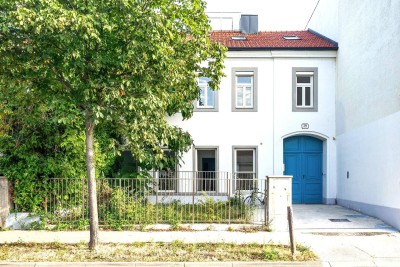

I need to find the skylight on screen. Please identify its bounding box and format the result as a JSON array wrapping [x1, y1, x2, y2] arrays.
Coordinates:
[[231, 36, 247, 41], [283, 36, 301, 40]]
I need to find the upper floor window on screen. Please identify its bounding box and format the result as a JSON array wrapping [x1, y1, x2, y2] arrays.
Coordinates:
[[292, 67, 318, 112], [232, 68, 258, 112], [296, 73, 313, 107], [236, 74, 253, 108], [194, 77, 218, 112]]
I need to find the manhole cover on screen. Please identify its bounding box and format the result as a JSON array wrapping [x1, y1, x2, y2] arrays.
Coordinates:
[[329, 219, 351, 222]]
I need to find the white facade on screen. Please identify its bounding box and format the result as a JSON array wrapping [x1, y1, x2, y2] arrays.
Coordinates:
[[167, 49, 337, 203], [308, 0, 400, 229]]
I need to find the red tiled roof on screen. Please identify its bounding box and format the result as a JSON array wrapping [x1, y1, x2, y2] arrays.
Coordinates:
[[210, 30, 338, 50]]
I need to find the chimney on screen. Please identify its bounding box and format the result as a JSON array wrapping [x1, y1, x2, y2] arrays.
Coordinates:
[[239, 14, 258, 34]]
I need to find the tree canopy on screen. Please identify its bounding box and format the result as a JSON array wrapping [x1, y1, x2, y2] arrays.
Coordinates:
[[0, 0, 226, 164], [0, 0, 226, 249]]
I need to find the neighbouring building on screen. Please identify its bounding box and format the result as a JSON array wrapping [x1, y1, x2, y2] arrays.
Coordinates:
[[307, 0, 400, 229]]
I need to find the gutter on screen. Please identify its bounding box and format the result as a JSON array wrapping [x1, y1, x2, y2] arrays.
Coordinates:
[[308, 28, 339, 47], [227, 46, 338, 51]]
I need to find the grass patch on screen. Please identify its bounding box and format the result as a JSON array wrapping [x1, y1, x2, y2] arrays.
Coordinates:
[[43, 192, 253, 230], [42, 179, 253, 231], [0, 242, 317, 262]]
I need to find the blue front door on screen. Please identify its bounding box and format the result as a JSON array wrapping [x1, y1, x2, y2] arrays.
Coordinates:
[[284, 136, 323, 204]]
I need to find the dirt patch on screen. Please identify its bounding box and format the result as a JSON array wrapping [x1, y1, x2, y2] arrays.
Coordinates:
[[0, 241, 317, 262]]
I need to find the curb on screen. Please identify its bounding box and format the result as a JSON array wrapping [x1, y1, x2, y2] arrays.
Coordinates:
[[0, 262, 324, 267]]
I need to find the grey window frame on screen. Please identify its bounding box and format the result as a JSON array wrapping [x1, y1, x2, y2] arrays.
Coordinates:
[[194, 77, 219, 112], [156, 149, 179, 192], [232, 68, 258, 112], [232, 146, 258, 191], [193, 146, 219, 172], [193, 146, 219, 192], [292, 67, 318, 112]]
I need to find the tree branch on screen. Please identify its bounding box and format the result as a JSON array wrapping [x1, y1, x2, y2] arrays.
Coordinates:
[[49, 66, 73, 92]]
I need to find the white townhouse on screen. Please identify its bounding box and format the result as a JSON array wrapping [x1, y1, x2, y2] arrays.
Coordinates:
[[167, 15, 338, 205]]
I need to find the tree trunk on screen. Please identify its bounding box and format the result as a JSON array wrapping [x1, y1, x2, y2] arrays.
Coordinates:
[[85, 112, 99, 250]]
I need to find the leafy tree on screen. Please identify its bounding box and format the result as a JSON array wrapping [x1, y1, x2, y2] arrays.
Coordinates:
[[0, 96, 118, 211], [0, 0, 225, 249]]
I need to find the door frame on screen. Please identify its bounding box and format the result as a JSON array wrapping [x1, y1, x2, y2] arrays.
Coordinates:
[[282, 132, 327, 204], [193, 146, 219, 192]]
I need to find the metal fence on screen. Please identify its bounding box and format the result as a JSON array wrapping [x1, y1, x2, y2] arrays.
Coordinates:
[[46, 172, 267, 227]]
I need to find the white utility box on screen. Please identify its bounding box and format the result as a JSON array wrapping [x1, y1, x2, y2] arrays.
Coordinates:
[[266, 175, 292, 231]]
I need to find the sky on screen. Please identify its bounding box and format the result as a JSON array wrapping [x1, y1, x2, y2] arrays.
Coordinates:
[[204, 0, 320, 31]]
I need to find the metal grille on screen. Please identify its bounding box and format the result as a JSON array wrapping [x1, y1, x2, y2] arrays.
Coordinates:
[[45, 172, 268, 227]]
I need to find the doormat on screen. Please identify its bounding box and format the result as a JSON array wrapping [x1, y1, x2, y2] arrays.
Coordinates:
[[329, 218, 351, 222]]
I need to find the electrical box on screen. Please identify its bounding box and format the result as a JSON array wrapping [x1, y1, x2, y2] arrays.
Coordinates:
[[267, 175, 292, 231]]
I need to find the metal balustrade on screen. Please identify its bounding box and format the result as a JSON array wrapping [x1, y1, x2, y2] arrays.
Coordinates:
[[45, 172, 267, 227]]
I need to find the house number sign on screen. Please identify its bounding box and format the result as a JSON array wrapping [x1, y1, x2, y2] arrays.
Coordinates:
[[301, 123, 309, 129]]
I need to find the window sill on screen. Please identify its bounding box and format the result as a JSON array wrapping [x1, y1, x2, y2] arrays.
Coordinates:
[[194, 108, 219, 112], [232, 108, 258, 112]]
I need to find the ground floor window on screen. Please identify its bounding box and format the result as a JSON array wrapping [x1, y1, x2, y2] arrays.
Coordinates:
[[158, 150, 178, 192], [195, 148, 218, 192], [233, 147, 257, 190]]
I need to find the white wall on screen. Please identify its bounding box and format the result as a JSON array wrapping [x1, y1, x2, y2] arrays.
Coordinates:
[[306, 0, 338, 41], [168, 55, 275, 179], [309, 0, 400, 229], [167, 50, 337, 202], [272, 52, 337, 203], [337, 112, 400, 206]]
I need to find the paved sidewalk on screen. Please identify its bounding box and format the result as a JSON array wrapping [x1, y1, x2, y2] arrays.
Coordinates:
[[294, 205, 400, 267], [0, 205, 399, 267], [299, 232, 400, 267]]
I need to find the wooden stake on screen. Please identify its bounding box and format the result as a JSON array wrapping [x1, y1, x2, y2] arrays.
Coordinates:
[[287, 206, 296, 256]]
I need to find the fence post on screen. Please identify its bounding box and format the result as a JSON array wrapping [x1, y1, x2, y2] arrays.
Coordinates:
[[264, 178, 268, 227], [227, 172, 231, 224], [82, 178, 85, 221], [192, 173, 195, 225], [0, 177, 10, 228], [287, 206, 296, 255], [155, 177, 159, 224]]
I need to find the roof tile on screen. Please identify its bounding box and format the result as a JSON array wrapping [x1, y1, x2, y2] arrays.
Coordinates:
[[210, 30, 337, 50]]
